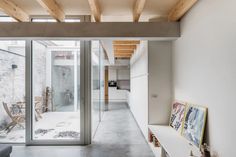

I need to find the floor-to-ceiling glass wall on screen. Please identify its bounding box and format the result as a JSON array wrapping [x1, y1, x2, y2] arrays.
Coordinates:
[[0, 39, 98, 144], [31, 40, 82, 142], [92, 41, 100, 136], [91, 41, 105, 137], [99, 44, 105, 119], [0, 41, 26, 143]]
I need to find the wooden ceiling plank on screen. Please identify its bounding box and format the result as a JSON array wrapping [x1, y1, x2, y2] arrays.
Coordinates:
[[87, 0, 101, 22], [115, 50, 134, 54], [115, 54, 132, 57], [113, 40, 141, 45], [114, 53, 133, 55], [114, 45, 137, 50], [0, 0, 29, 22], [133, 0, 146, 22], [168, 0, 198, 21], [115, 57, 131, 59], [115, 56, 131, 58], [36, 0, 65, 22]]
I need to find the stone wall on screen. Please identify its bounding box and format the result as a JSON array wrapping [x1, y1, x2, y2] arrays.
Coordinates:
[[33, 42, 47, 97], [0, 48, 25, 129], [0, 42, 47, 130]]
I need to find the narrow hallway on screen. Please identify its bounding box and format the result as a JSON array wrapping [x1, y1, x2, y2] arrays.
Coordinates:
[[12, 103, 154, 157], [90, 102, 154, 156]]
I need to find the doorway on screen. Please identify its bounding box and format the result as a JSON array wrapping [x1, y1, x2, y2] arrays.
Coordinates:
[[26, 40, 89, 145], [0, 39, 106, 145]]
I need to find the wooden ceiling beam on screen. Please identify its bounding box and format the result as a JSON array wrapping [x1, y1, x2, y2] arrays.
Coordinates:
[[114, 45, 137, 50], [115, 53, 132, 56], [87, 0, 101, 22], [133, 0, 146, 22], [113, 40, 140, 45], [114, 50, 134, 54], [115, 57, 131, 59], [0, 0, 29, 22], [168, 0, 198, 21], [115, 55, 132, 58], [36, 0, 65, 22]]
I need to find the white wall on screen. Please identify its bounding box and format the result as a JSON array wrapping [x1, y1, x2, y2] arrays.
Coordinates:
[[108, 66, 130, 80], [108, 67, 117, 80], [130, 41, 149, 139], [172, 0, 236, 156], [117, 69, 130, 80], [108, 66, 130, 102]]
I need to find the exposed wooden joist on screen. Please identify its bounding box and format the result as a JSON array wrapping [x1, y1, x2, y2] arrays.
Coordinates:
[[115, 56, 131, 59], [36, 0, 65, 22], [133, 0, 146, 22], [87, 0, 101, 22], [114, 53, 133, 58], [114, 45, 137, 50], [115, 53, 132, 57], [0, 22, 180, 38], [168, 0, 198, 21], [113, 40, 140, 45], [0, 0, 29, 22], [114, 50, 134, 54]]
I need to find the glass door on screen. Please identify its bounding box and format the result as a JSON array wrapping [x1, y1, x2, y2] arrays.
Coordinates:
[[29, 40, 84, 144], [0, 40, 26, 144]]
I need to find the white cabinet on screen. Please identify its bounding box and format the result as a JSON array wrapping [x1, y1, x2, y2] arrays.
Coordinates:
[[129, 41, 172, 141], [108, 87, 127, 102], [148, 41, 172, 125]]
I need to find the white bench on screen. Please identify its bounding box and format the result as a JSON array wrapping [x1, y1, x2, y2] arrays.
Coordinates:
[[148, 125, 201, 157]]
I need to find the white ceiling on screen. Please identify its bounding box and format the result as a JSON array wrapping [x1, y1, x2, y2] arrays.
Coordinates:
[[6, 0, 179, 21]]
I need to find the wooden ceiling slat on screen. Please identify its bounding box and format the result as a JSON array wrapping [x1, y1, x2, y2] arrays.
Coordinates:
[[168, 0, 198, 21], [113, 40, 140, 60], [114, 50, 134, 54], [115, 55, 132, 58], [133, 0, 146, 22], [114, 45, 137, 50], [0, 0, 29, 22], [113, 40, 140, 45], [115, 53, 132, 56], [36, 0, 65, 22], [87, 0, 101, 22], [115, 57, 131, 59]]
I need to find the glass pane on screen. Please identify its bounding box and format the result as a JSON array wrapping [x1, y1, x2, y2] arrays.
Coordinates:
[[99, 47, 105, 116], [32, 19, 57, 22], [65, 19, 80, 23], [91, 41, 106, 136], [92, 41, 100, 136], [32, 18, 80, 23], [32, 40, 81, 140], [0, 40, 25, 143], [0, 16, 16, 22]]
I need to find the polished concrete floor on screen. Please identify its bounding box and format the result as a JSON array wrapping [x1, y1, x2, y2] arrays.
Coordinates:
[[12, 103, 154, 157]]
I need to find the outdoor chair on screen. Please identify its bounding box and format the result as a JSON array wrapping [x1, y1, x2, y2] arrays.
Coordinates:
[[2, 102, 25, 133], [35, 96, 43, 121]]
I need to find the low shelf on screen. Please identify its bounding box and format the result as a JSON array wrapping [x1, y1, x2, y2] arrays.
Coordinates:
[[148, 125, 201, 157]]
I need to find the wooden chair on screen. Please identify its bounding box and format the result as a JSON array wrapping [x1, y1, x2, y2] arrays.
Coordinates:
[[35, 96, 43, 121], [2, 102, 25, 133]]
